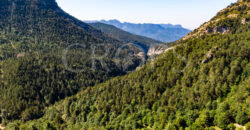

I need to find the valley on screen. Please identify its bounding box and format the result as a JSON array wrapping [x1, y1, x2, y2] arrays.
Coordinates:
[[0, 0, 249, 129]]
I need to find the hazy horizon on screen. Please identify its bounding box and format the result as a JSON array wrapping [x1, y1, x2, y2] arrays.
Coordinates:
[[56, 0, 237, 30]]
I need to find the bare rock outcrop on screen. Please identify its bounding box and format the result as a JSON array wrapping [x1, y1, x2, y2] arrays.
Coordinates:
[[206, 26, 230, 34], [202, 47, 219, 64], [17, 52, 25, 58]]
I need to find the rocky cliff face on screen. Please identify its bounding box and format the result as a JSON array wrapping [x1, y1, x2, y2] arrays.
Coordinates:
[[147, 44, 175, 57], [147, 47, 165, 56]]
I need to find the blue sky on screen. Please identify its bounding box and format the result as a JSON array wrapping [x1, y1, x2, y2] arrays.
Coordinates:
[[56, 0, 237, 29]]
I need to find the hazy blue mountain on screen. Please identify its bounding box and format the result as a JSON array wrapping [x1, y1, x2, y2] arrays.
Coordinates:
[[89, 22, 163, 52], [93, 19, 191, 42]]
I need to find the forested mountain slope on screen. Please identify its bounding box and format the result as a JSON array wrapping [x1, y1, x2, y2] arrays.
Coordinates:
[[7, 0, 250, 130], [183, 0, 249, 40], [0, 0, 143, 122], [89, 22, 163, 52]]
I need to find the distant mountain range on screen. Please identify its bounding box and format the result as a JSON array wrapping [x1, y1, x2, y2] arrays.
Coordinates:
[[89, 22, 163, 52], [87, 20, 191, 42]]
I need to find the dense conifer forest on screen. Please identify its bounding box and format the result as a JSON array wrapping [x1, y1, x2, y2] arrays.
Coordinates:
[[2, 0, 249, 129], [0, 0, 143, 123], [0, 0, 249, 130]]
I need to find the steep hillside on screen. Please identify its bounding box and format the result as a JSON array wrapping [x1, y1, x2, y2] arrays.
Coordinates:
[[182, 0, 249, 40], [0, 0, 120, 46], [92, 20, 190, 42], [0, 0, 143, 122], [150, 0, 250, 58], [89, 22, 163, 52], [8, 0, 250, 130]]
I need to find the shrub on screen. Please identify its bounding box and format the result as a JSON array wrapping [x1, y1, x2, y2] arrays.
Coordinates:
[[166, 123, 177, 130], [21, 106, 42, 122], [236, 110, 248, 125], [227, 123, 236, 130], [245, 122, 250, 130]]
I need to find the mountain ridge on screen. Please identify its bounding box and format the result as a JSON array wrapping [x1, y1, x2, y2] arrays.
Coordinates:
[[0, 0, 144, 122], [88, 22, 163, 52], [99, 19, 186, 29], [7, 0, 250, 129], [86, 19, 191, 42], [0, 0, 117, 45]]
